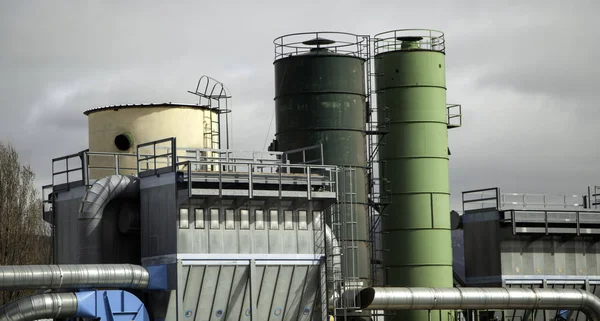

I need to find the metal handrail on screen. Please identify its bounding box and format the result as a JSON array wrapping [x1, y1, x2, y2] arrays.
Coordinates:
[[51, 151, 85, 189], [462, 187, 500, 213], [447, 104, 462, 128], [374, 29, 445, 54], [274, 31, 370, 60], [176, 160, 338, 199], [136, 137, 177, 176], [282, 144, 324, 165], [505, 209, 594, 236]]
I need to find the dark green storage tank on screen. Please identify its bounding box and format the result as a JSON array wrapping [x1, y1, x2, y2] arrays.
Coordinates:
[[272, 32, 371, 291], [374, 29, 453, 321]]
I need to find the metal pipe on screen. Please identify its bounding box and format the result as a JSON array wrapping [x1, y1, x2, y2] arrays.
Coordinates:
[[324, 224, 341, 285], [0, 264, 149, 290], [79, 175, 139, 263], [357, 287, 600, 321], [0, 292, 78, 321]]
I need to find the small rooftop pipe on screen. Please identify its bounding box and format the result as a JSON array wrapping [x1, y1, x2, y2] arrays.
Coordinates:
[[357, 287, 600, 321]]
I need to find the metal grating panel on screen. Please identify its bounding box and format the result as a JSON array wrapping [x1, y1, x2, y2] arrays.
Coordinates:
[[240, 209, 250, 230], [270, 210, 279, 230], [226, 209, 235, 230], [195, 209, 204, 229], [299, 211, 308, 230], [210, 208, 220, 229], [180, 208, 189, 229], [255, 210, 264, 230]]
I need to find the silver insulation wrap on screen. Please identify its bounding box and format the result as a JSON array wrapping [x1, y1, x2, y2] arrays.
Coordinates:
[[358, 287, 600, 321], [0, 293, 78, 321], [79, 175, 139, 263], [0, 264, 149, 290]]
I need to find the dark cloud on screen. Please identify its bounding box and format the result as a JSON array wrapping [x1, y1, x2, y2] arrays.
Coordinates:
[[0, 1, 598, 212]]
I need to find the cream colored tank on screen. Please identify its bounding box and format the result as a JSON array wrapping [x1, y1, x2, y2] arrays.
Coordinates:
[[85, 103, 219, 179]]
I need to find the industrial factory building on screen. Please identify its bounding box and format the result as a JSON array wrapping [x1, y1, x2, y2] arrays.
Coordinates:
[[1, 29, 600, 321]]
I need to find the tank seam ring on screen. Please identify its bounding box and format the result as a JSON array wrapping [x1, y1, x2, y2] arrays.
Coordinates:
[[381, 156, 449, 160], [384, 192, 451, 196], [274, 91, 366, 99], [376, 84, 447, 91]]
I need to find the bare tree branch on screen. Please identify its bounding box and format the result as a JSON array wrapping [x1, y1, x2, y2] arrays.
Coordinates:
[[0, 142, 52, 305]]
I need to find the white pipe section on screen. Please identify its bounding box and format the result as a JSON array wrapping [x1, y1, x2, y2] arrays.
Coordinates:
[[357, 287, 600, 321], [0, 264, 149, 290], [324, 223, 341, 285], [0, 293, 77, 321]]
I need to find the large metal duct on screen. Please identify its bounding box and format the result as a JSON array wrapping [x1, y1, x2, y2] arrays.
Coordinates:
[[0, 264, 149, 290], [79, 175, 139, 264], [357, 287, 600, 321], [0, 289, 150, 321], [324, 224, 341, 285], [0, 292, 77, 321]]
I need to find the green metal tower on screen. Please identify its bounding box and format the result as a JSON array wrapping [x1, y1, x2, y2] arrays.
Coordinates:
[[373, 29, 461, 321], [272, 32, 372, 316]]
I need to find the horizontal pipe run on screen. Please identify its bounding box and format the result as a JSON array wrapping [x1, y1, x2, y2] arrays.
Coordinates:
[[357, 287, 600, 321], [0, 293, 78, 321], [0, 264, 149, 290]]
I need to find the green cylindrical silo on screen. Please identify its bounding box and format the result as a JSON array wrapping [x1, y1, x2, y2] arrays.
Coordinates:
[[374, 30, 453, 321], [273, 32, 371, 290]]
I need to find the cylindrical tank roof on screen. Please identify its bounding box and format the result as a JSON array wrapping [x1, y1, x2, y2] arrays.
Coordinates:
[[83, 102, 215, 116], [374, 29, 445, 55], [273, 31, 369, 61]]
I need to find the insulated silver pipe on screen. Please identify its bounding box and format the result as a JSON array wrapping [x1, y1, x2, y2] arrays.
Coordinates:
[[0, 293, 77, 321], [358, 287, 600, 321], [79, 175, 139, 264], [0, 264, 149, 290]]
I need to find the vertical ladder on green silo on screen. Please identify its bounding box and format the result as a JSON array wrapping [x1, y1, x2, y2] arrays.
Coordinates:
[[366, 50, 391, 286]]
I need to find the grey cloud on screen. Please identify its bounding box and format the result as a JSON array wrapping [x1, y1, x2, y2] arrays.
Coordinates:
[[0, 1, 598, 213]]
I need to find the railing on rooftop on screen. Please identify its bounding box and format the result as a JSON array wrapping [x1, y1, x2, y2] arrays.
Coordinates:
[[177, 160, 338, 199], [374, 29, 445, 55], [49, 138, 331, 192], [447, 104, 462, 128], [136, 138, 177, 177], [42, 184, 54, 223], [589, 185, 600, 209], [51, 151, 85, 189], [273, 31, 370, 60], [282, 144, 324, 165], [462, 187, 587, 213]]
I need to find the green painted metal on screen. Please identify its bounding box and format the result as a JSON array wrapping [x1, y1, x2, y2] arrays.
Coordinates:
[[374, 30, 453, 321], [273, 48, 371, 285]]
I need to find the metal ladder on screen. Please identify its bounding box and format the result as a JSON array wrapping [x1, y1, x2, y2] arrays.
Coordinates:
[[366, 45, 391, 287], [589, 186, 600, 209], [332, 167, 360, 321]]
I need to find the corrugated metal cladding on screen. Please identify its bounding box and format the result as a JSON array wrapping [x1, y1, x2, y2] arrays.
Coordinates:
[[137, 166, 333, 319], [177, 265, 323, 321]]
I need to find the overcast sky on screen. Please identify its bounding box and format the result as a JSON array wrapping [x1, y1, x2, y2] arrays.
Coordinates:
[[1, 0, 598, 212]]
